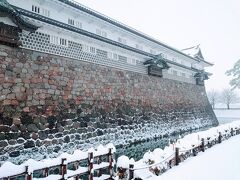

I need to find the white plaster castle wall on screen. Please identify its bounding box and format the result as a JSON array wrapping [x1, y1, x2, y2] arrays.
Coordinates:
[[7, 0, 207, 84]]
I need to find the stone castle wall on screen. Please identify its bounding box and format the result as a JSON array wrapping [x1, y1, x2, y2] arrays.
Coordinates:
[[0, 45, 218, 164]]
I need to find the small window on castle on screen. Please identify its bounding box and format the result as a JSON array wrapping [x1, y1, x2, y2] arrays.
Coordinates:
[[127, 59, 136, 65], [118, 37, 126, 44], [136, 60, 141, 64], [82, 44, 89, 52], [75, 21, 82, 29], [118, 37, 122, 43], [32, 5, 40, 13], [42, 8, 50, 17], [68, 18, 75, 26], [60, 38, 68, 46], [90, 47, 96, 54], [186, 73, 190, 78], [118, 55, 127, 63], [113, 53, 118, 60], [96, 29, 101, 36], [107, 52, 113, 59], [181, 72, 186, 77], [132, 59, 137, 65], [102, 31, 107, 38], [127, 58, 131, 64], [96, 49, 107, 58], [172, 70, 178, 76], [50, 35, 59, 45]]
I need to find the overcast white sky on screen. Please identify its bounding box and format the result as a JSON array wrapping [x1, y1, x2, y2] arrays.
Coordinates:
[[76, 0, 240, 92]]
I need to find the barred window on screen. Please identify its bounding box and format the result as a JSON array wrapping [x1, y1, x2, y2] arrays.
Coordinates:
[[118, 55, 127, 63], [42, 8, 50, 17], [32, 5, 40, 13], [75, 21, 82, 29], [60, 38, 67, 46], [50, 35, 59, 45], [118, 37, 126, 44], [96, 49, 107, 58], [90, 47, 96, 54], [68, 19, 75, 26], [113, 53, 118, 60], [102, 31, 107, 38]]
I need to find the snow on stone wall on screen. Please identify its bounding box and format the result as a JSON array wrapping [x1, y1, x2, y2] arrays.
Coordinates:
[[0, 45, 218, 164]]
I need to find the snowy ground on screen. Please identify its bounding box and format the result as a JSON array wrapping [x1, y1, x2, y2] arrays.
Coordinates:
[[214, 109, 240, 124], [214, 103, 240, 109], [149, 109, 240, 180], [152, 134, 240, 180]]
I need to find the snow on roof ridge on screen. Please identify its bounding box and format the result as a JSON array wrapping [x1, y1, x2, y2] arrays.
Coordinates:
[[181, 44, 202, 59], [181, 44, 200, 51]]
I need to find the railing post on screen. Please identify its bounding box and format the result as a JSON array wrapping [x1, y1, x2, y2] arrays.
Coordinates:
[[25, 166, 32, 180], [201, 138, 205, 152], [88, 152, 93, 180], [60, 158, 67, 180], [44, 168, 49, 177], [118, 167, 127, 180], [218, 132, 222, 143], [73, 162, 79, 180], [96, 156, 102, 177], [237, 128, 240, 135], [175, 147, 180, 166], [129, 164, 134, 180], [231, 128, 234, 136], [108, 148, 113, 178], [192, 147, 197, 156]]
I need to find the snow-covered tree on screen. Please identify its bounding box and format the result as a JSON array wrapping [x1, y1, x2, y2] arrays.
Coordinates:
[[207, 89, 218, 109], [220, 89, 238, 109], [226, 59, 240, 89]]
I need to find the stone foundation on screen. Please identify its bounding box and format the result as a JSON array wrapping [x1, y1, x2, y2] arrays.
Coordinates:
[[0, 45, 218, 164]]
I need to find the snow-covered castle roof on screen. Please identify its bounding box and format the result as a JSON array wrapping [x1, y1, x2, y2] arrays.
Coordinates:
[[181, 45, 205, 61]]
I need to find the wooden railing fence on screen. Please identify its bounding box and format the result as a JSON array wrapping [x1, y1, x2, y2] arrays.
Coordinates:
[[120, 126, 240, 180], [0, 147, 114, 180]]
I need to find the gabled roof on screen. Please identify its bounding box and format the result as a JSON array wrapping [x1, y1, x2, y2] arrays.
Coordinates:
[[182, 45, 204, 61], [194, 71, 209, 80], [0, 0, 38, 32], [143, 54, 170, 69]]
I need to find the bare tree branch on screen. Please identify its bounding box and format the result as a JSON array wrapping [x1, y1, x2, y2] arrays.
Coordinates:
[[220, 89, 239, 109], [207, 89, 218, 109]]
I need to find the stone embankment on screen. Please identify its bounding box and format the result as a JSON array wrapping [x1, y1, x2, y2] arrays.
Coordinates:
[[0, 45, 218, 164]]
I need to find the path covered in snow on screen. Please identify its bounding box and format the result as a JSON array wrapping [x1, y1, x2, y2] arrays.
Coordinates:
[[152, 134, 240, 180]]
